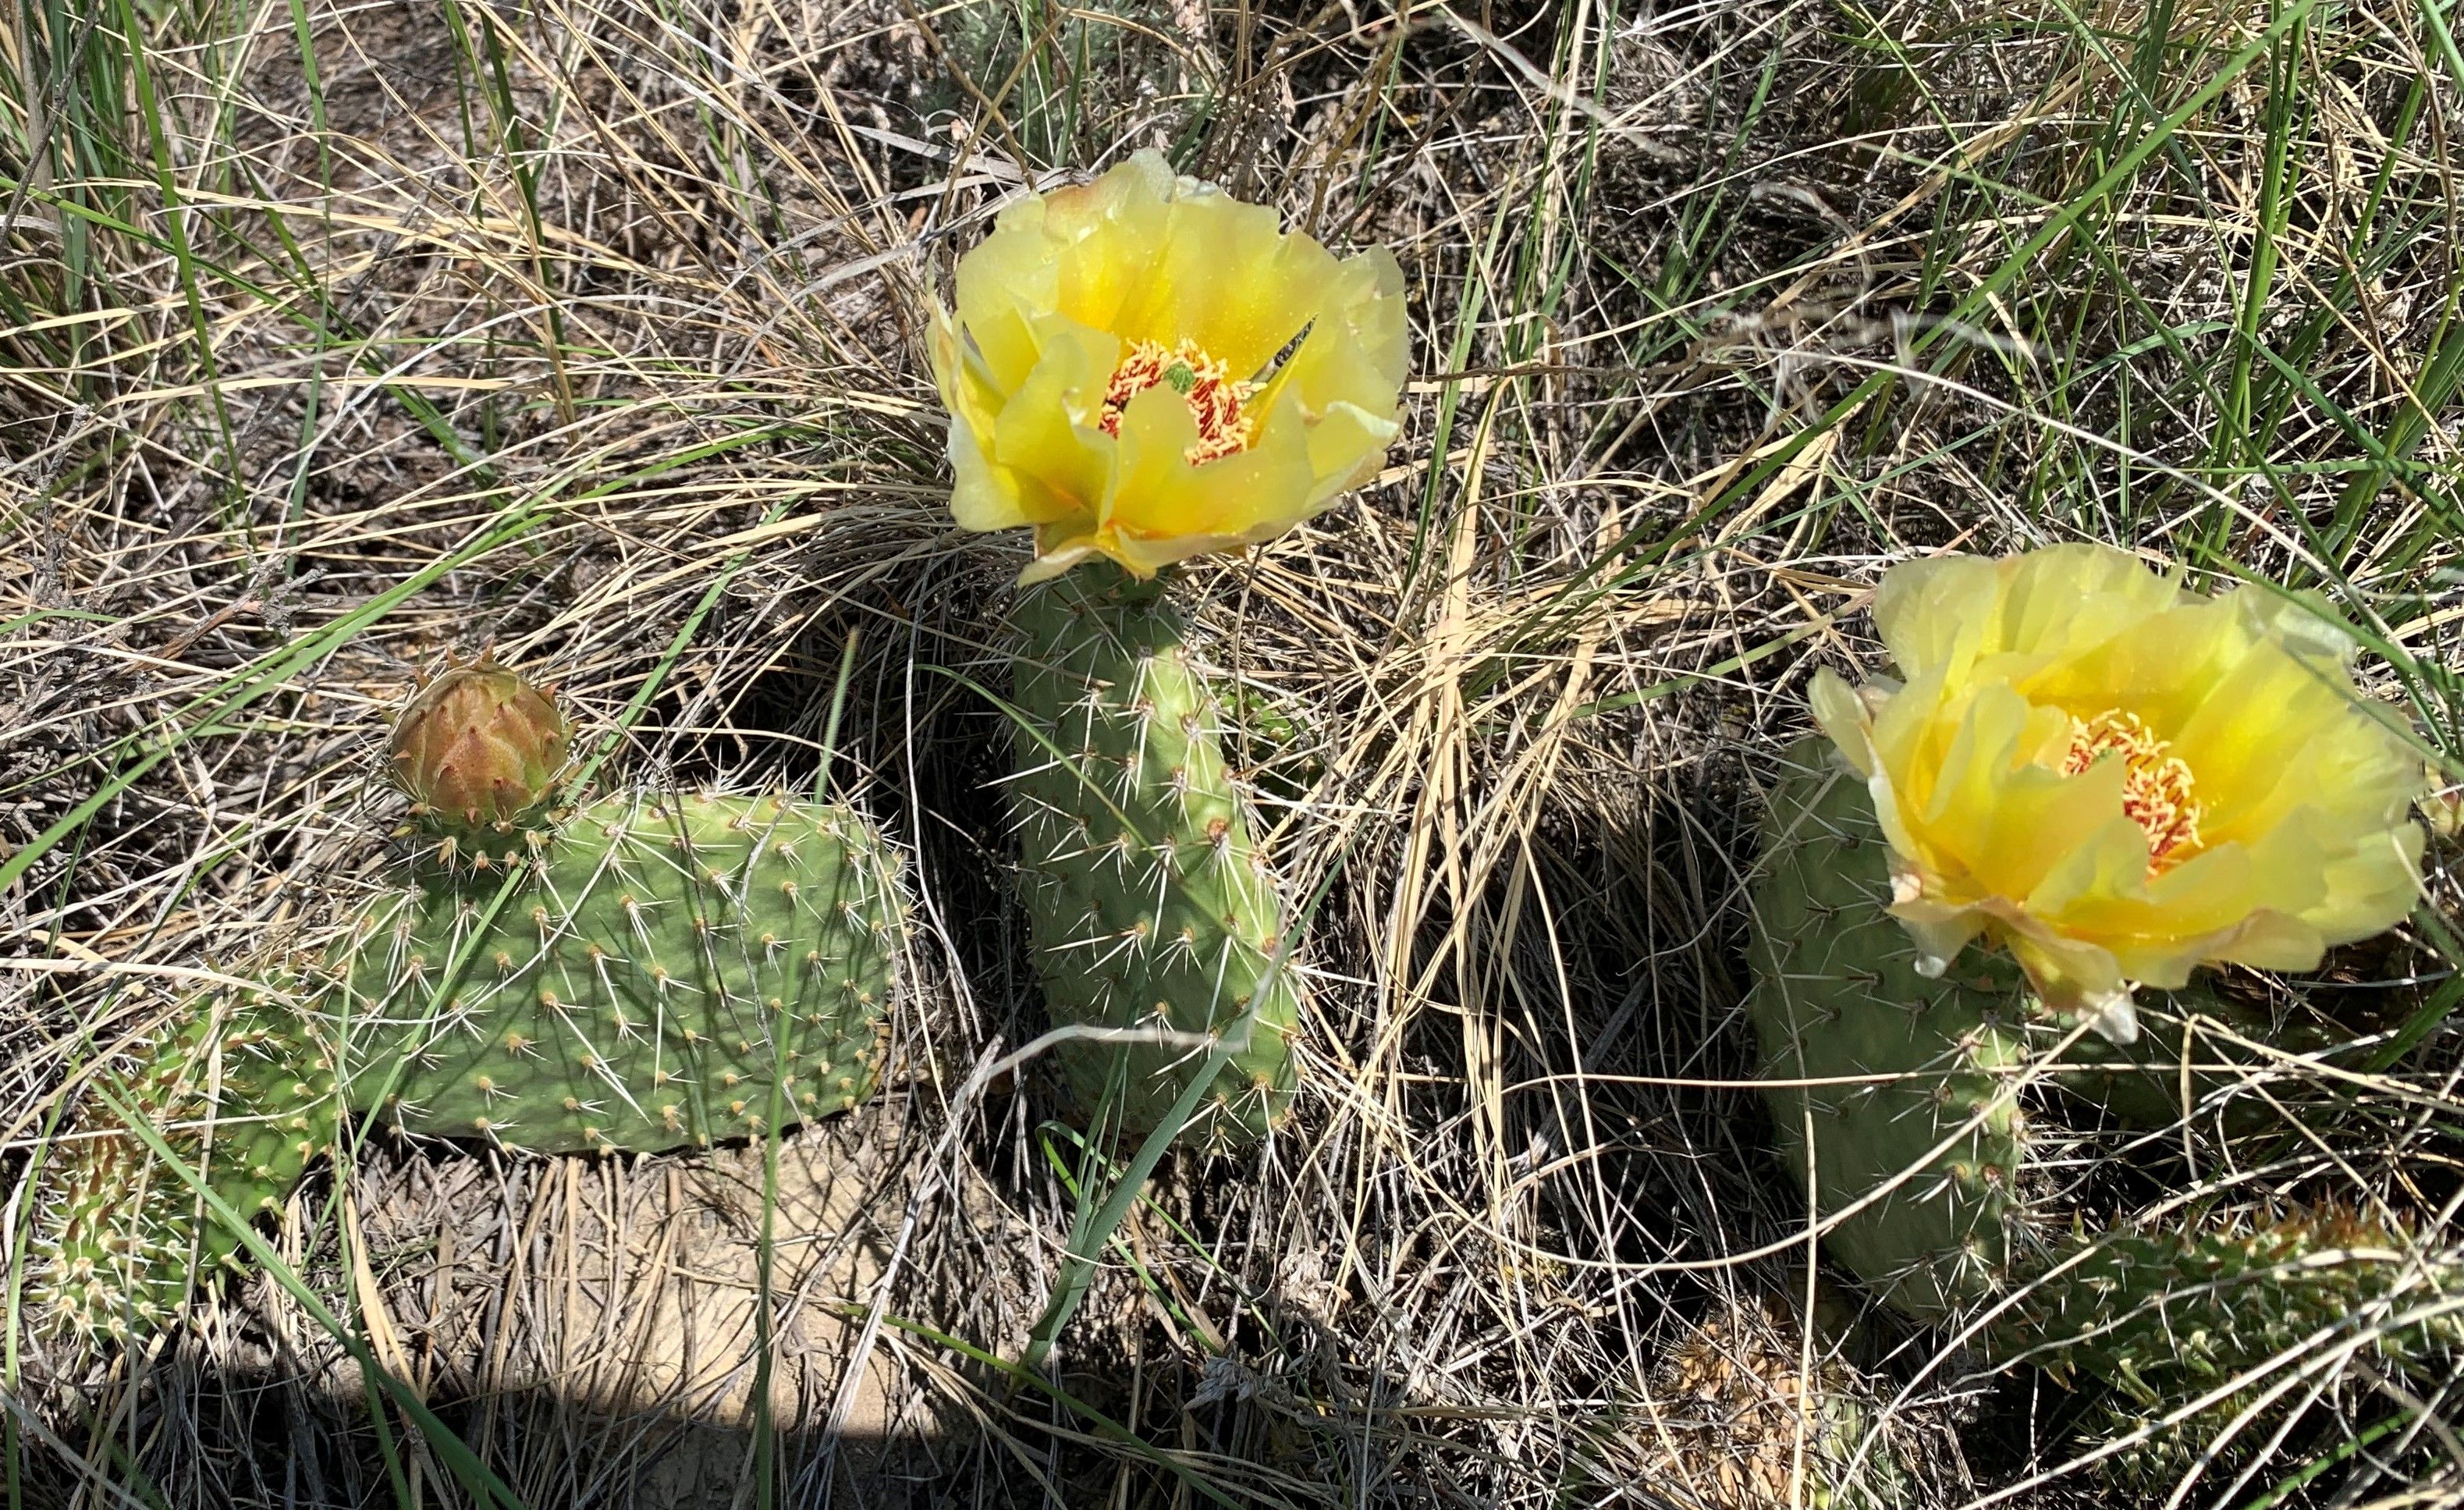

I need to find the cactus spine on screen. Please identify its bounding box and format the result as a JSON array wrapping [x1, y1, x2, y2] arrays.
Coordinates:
[[1748, 737, 2462, 1450], [2005, 1213, 2464, 1402], [1007, 564, 1301, 1147]]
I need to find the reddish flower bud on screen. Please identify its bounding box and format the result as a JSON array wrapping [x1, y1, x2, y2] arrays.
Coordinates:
[[389, 652, 570, 837]]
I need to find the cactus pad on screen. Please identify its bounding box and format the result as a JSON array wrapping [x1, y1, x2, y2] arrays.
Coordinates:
[[337, 791, 910, 1154], [2004, 1212, 2463, 1402], [2019, 1212, 2464, 1486], [1007, 566, 1301, 1147], [1748, 738, 2033, 1318], [27, 989, 339, 1341]]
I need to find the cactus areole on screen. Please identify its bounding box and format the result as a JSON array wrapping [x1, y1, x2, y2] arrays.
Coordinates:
[[389, 651, 571, 849]]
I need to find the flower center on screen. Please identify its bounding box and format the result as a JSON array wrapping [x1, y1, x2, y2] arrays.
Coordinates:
[[1100, 338, 1258, 464], [2061, 709, 2203, 871]]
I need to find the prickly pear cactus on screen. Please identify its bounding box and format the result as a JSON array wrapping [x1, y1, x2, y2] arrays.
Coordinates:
[[1007, 565, 1301, 1147], [338, 791, 910, 1154], [1747, 738, 2033, 1318], [2005, 1212, 2464, 1402], [27, 989, 339, 1341], [25, 652, 914, 1347], [1749, 736, 2464, 1480], [2022, 1211, 2464, 1486]]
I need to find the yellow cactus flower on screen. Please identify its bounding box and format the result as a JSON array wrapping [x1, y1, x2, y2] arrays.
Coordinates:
[[1811, 544, 2426, 1043], [928, 151, 1409, 581]]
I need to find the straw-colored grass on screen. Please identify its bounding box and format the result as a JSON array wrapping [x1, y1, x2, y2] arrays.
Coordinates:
[[2, 0, 2459, 1505]]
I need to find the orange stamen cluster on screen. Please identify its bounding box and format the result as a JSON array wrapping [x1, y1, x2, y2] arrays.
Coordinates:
[[1100, 338, 1258, 464], [2061, 709, 2204, 872]]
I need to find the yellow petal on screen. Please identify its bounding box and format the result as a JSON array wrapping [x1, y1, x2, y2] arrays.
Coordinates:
[[989, 315, 1117, 525], [1997, 918, 2134, 1036], [1808, 669, 1875, 777], [1253, 248, 1409, 417], [1042, 154, 1182, 340], [1020, 528, 1105, 584], [1105, 382, 1316, 560], [1139, 190, 1337, 378], [935, 311, 1042, 533], [953, 241, 1055, 396]]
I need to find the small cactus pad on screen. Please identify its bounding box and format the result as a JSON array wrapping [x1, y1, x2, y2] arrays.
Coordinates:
[[1007, 566, 1301, 1148], [1747, 738, 2031, 1318], [336, 791, 909, 1154], [1651, 1294, 1914, 1509], [2021, 1212, 2463, 1485], [389, 650, 571, 847], [2003, 1212, 2464, 1404], [27, 990, 339, 1341]]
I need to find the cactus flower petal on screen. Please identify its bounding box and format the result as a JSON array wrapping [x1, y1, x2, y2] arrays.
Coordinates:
[[928, 151, 1409, 581], [1813, 545, 2427, 1043]]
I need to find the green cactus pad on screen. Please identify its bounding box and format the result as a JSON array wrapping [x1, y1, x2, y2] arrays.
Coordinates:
[[2021, 1212, 2464, 1487], [335, 791, 910, 1154], [2003, 1213, 2464, 1403], [1007, 566, 1301, 1148], [2042, 978, 2326, 1138], [27, 989, 339, 1341], [1747, 738, 2033, 1318]]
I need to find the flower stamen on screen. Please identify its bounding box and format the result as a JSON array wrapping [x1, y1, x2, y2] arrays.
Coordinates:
[[1100, 338, 1258, 464], [2061, 709, 2203, 872]]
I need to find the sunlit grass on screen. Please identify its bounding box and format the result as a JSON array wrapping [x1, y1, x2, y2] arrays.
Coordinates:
[[2, 0, 2458, 1505]]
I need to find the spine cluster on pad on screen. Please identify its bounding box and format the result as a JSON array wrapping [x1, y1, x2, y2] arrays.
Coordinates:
[[1746, 737, 2462, 1458], [2017, 1213, 2464, 1485], [1007, 565, 1301, 1148]]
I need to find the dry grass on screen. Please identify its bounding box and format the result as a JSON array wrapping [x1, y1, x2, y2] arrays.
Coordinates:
[[2, 0, 2461, 1505]]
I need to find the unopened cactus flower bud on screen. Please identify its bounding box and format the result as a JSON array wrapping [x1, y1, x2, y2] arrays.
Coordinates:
[[389, 651, 571, 840]]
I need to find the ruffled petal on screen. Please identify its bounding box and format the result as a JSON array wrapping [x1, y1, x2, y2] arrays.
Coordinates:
[[935, 310, 1046, 533], [989, 316, 1117, 525], [1105, 382, 1317, 560]]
